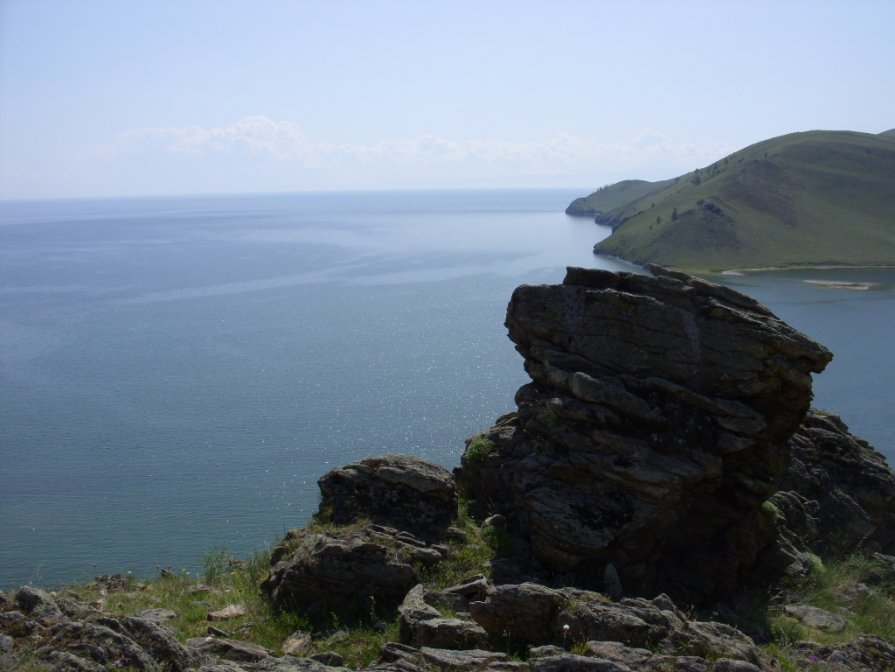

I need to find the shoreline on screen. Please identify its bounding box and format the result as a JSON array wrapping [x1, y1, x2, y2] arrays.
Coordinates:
[[714, 263, 895, 275], [711, 264, 893, 290]]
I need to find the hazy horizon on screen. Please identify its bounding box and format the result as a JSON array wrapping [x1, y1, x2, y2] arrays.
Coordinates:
[[1, 0, 894, 200]]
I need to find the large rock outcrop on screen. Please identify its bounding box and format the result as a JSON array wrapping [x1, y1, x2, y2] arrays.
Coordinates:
[[261, 454, 458, 623], [458, 266, 834, 604], [317, 454, 457, 540], [261, 524, 444, 623]]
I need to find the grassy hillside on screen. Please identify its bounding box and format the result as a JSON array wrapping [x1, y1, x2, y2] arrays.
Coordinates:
[[581, 130, 895, 271], [565, 178, 674, 222]]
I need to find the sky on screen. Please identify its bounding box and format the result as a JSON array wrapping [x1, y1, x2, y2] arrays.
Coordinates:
[[0, 0, 893, 200]]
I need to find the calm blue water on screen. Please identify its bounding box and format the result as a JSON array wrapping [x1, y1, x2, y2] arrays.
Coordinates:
[[0, 190, 892, 588]]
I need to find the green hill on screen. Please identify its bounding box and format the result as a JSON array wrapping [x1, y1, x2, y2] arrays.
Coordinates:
[[577, 129, 895, 271], [565, 178, 674, 223]]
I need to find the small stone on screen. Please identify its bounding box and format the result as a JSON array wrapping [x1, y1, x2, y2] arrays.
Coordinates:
[[0, 634, 12, 652], [208, 604, 246, 621], [311, 651, 345, 666], [832, 582, 874, 604], [783, 605, 848, 632], [207, 625, 229, 637], [530, 654, 631, 672], [136, 608, 178, 625], [420, 647, 507, 669], [712, 659, 763, 672], [187, 636, 271, 662], [46, 650, 106, 672], [529, 645, 567, 659], [281, 630, 312, 656]]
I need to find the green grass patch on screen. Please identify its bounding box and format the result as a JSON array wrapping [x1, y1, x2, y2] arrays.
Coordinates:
[[762, 553, 895, 663], [419, 498, 496, 588], [36, 498, 505, 668], [464, 435, 495, 467]]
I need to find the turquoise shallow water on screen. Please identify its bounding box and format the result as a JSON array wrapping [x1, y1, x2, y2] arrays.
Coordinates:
[[1, 190, 892, 588]]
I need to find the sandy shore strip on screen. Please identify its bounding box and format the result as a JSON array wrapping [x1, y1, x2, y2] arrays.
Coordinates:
[[803, 279, 881, 290], [717, 264, 895, 274]]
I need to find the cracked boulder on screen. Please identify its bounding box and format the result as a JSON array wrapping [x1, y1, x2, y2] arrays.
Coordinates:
[[458, 266, 832, 604]]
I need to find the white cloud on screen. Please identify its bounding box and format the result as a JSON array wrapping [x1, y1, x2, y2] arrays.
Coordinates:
[[107, 116, 731, 172], [1, 116, 737, 198], [118, 116, 313, 160]]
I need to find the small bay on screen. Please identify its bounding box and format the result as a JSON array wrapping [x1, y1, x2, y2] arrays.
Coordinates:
[[0, 190, 892, 588]]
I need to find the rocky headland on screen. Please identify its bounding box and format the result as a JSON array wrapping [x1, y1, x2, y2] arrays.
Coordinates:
[[3, 267, 894, 672]]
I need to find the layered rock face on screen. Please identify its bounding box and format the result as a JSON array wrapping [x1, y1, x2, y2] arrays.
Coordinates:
[[775, 410, 895, 559], [458, 266, 834, 603], [317, 454, 457, 540], [262, 455, 458, 623]]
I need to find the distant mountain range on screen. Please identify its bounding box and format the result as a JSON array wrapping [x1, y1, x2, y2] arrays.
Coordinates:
[[568, 129, 895, 270]]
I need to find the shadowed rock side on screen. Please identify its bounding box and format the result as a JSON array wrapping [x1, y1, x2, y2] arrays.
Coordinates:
[[458, 266, 834, 604], [774, 410, 895, 559]]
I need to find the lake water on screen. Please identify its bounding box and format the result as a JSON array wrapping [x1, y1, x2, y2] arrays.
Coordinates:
[[1, 190, 892, 588]]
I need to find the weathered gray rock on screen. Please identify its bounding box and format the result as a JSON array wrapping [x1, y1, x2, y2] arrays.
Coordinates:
[[281, 631, 312, 656], [415, 618, 489, 650], [317, 454, 457, 539], [0, 611, 36, 638], [197, 661, 246, 672], [15, 587, 64, 623], [308, 652, 346, 667], [529, 654, 631, 672], [683, 621, 761, 666], [196, 663, 249, 672], [773, 411, 895, 559], [576, 641, 653, 669], [261, 524, 425, 622], [442, 575, 489, 603], [869, 552, 895, 583], [782, 605, 848, 632], [187, 636, 271, 663], [398, 584, 489, 650], [55, 597, 102, 622], [245, 656, 350, 672], [458, 266, 834, 603], [208, 604, 247, 621], [378, 640, 529, 672], [469, 583, 562, 647], [710, 660, 762, 672], [423, 646, 510, 670], [398, 585, 441, 643], [119, 615, 195, 671], [44, 650, 106, 672], [135, 608, 178, 625], [38, 621, 154, 669], [468, 583, 760, 664]]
